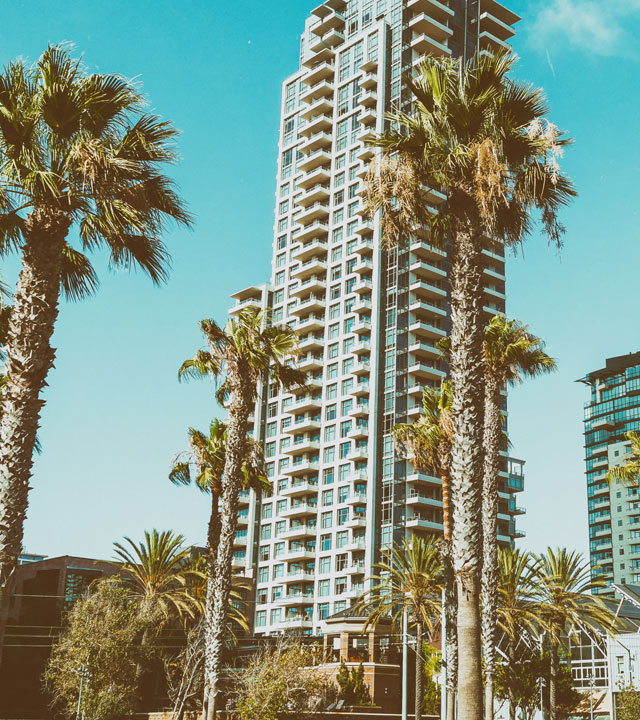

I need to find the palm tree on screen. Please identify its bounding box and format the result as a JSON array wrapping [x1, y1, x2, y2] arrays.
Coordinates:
[[355, 536, 443, 720], [534, 548, 617, 720], [364, 51, 575, 717], [179, 307, 307, 720], [606, 432, 640, 485], [496, 547, 541, 720], [393, 383, 457, 720], [112, 529, 196, 692], [482, 317, 556, 719], [0, 44, 191, 648]]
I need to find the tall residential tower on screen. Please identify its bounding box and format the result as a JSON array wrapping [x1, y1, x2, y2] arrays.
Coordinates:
[[229, 0, 524, 636], [581, 352, 640, 595]]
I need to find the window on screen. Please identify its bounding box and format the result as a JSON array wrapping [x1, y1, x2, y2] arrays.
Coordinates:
[[324, 446, 335, 462], [331, 246, 343, 262], [319, 603, 330, 619], [318, 580, 330, 597], [272, 586, 282, 601], [325, 424, 336, 441], [277, 499, 287, 514], [265, 441, 276, 458], [328, 323, 339, 339], [323, 467, 334, 485], [322, 511, 333, 528], [273, 564, 284, 579], [335, 577, 347, 594], [329, 304, 340, 320], [257, 589, 268, 605], [335, 171, 345, 187], [337, 508, 349, 525], [328, 343, 339, 359], [326, 404, 337, 420], [270, 608, 282, 625], [336, 531, 348, 548], [255, 610, 267, 627], [321, 534, 332, 551], [275, 524, 285, 539], [333, 190, 344, 206], [338, 485, 348, 503], [260, 524, 272, 540], [259, 546, 270, 561], [262, 504, 272, 519], [319, 556, 331, 573], [323, 489, 334, 506], [275, 270, 285, 285], [258, 567, 269, 583]]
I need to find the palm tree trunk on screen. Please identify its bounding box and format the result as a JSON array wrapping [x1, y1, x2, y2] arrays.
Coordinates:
[[0, 208, 70, 664], [415, 621, 423, 720], [201, 491, 220, 720], [439, 457, 457, 720], [203, 378, 251, 720], [449, 228, 485, 720], [549, 641, 558, 720], [482, 379, 501, 720], [507, 636, 516, 720]]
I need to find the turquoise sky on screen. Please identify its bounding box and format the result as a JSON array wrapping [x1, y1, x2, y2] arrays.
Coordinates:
[[1, 0, 638, 561]]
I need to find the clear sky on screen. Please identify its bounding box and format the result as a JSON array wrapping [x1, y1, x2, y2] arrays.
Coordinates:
[[0, 0, 638, 562]]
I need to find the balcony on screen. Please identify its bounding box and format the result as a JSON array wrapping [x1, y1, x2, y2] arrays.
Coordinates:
[[355, 258, 374, 275], [353, 340, 371, 358], [407, 492, 442, 509], [298, 334, 324, 352], [352, 318, 371, 335], [353, 237, 374, 256], [311, 9, 345, 37], [299, 130, 332, 155], [410, 259, 447, 281], [407, 516, 442, 532], [292, 294, 326, 315], [357, 142, 375, 162], [344, 562, 366, 575], [408, 13, 452, 44], [352, 359, 370, 376], [298, 203, 330, 228], [406, 0, 454, 25], [344, 539, 366, 552], [300, 95, 333, 122], [411, 32, 451, 59], [293, 236, 327, 260], [353, 298, 372, 314], [285, 570, 316, 583], [410, 279, 447, 301], [347, 424, 369, 441], [289, 438, 321, 456], [280, 590, 315, 606], [291, 275, 327, 297], [293, 255, 328, 280], [297, 314, 324, 333], [229, 297, 261, 316], [304, 60, 335, 86], [409, 320, 446, 341], [283, 460, 320, 478], [296, 220, 330, 243], [300, 112, 333, 138], [280, 478, 319, 497], [479, 11, 516, 42], [278, 616, 313, 630], [297, 164, 331, 189], [359, 106, 377, 127], [346, 492, 367, 506], [349, 402, 370, 419], [355, 219, 374, 237], [409, 299, 447, 320], [360, 71, 377, 91], [281, 502, 318, 518], [348, 445, 369, 462], [410, 238, 447, 261], [298, 148, 332, 173], [409, 340, 440, 360], [296, 356, 324, 374], [479, 30, 511, 54], [284, 547, 316, 561], [309, 27, 344, 54], [298, 184, 331, 209], [408, 360, 445, 383], [359, 89, 377, 109], [353, 277, 373, 295], [300, 79, 334, 105], [280, 524, 317, 540], [345, 514, 367, 529]]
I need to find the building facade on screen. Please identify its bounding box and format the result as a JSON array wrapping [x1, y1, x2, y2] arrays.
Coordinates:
[[229, 0, 524, 637], [581, 351, 640, 595]]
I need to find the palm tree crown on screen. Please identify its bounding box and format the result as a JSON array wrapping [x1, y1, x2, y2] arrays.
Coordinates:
[[0, 43, 191, 291], [606, 431, 640, 486]]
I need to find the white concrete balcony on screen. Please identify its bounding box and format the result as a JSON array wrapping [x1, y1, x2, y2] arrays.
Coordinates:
[[300, 112, 333, 138], [352, 359, 370, 377], [407, 492, 442, 509], [293, 255, 327, 279], [284, 570, 316, 583], [278, 616, 313, 630], [284, 460, 320, 478], [297, 164, 331, 189], [353, 341, 371, 359], [281, 501, 318, 518], [353, 237, 373, 256], [232, 556, 246, 569], [479, 30, 512, 54], [359, 89, 377, 108], [359, 71, 377, 91], [410, 259, 447, 281], [347, 424, 369, 441], [298, 334, 324, 352], [280, 591, 315, 606], [407, 472, 441, 487], [280, 524, 317, 540], [480, 0, 521, 27], [300, 95, 333, 122], [354, 219, 374, 237], [408, 13, 452, 44], [296, 220, 330, 243], [345, 514, 367, 529], [229, 297, 262, 316], [297, 203, 330, 228], [292, 294, 326, 315], [409, 340, 440, 360], [409, 298, 447, 320], [233, 534, 248, 546], [359, 106, 377, 127], [296, 356, 324, 375], [298, 184, 331, 209], [592, 457, 609, 469], [309, 27, 344, 54], [349, 402, 370, 419], [353, 277, 373, 295], [347, 469, 369, 484], [300, 79, 334, 105], [304, 60, 335, 87], [353, 383, 370, 401], [292, 236, 327, 260], [302, 41, 335, 68], [287, 393, 322, 414], [409, 238, 447, 261], [407, 516, 442, 532], [298, 148, 332, 173], [297, 314, 324, 333], [344, 562, 366, 576], [354, 257, 374, 275], [359, 128, 377, 145], [348, 446, 368, 462], [408, 360, 445, 383], [289, 438, 321, 456], [311, 9, 345, 37], [410, 279, 447, 301], [479, 11, 516, 42], [411, 32, 451, 59], [353, 298, 372, 315], [357, 143, 375, 162], [406, 0, 453, 24], [299, 131, 332, 155], [291, 275, 327, 297], [284, 547, 316, 561], [592, 416, 615, 430], [281, 478, 319, 497], [408, 319, 446, 340], [352, 318, 371, 335], [345, 492, 367, 506]]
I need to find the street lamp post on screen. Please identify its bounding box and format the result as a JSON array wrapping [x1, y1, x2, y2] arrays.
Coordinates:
[[402, 608, 409, 720]]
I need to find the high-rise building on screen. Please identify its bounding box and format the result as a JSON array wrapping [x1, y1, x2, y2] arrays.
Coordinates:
[[580, 351, 640, 595], [229, 0, 524, 636]]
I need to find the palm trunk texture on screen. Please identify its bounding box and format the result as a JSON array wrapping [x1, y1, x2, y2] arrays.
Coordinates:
[[449, 229, 485, 720], [415, 621, 423, 720], [0, 208, 70, 664], [202, 491, 221, 720], [482, 379, 501, 720], [549, 641, 558, 720], [440, 451, 457, 720], [507, 637, 516, 720], [203, 377, 250, 720]]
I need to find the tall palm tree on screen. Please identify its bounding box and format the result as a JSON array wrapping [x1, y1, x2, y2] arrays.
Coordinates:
[[365, 51, 575, 717], [0, 44, 191, 649], [179, 307, 307, 720], [393, 383, 457, 720], [606, 431, 640, 485], [534, 548, 617, 720], [482, 317, 556, 719], [355, 536, 443, 720], [496, 547, 541, 720]]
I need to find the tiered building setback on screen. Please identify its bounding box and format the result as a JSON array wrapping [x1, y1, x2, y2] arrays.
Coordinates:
[[229, 0, 524, 636]]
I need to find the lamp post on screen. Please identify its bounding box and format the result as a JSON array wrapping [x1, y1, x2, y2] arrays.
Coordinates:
[[402, 608, 409, 720]]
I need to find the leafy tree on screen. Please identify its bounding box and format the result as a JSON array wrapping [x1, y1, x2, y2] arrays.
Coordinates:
[[336, 659, 353, 702], [421, 643, 441, 716], [0, 44, 191, 652], [337, 660, 372, 706], [393, 382, 456, 720], [232, 639, 334, 720], [365, 50, 575, 719], [616, 683, 640, 720], [355, 536, 442, 720], [179, 307, 307, 720], [45, 581, 152, 720], [481, 316, 556, 718], [535, 548, 617, 720]]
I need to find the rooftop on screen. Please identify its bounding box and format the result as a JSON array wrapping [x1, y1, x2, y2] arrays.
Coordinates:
[[578, 351, 640, 385]]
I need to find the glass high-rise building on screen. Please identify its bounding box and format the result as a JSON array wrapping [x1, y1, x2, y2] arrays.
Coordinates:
[[581, 351, 640, 596], [229, 0, 523, 636]]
